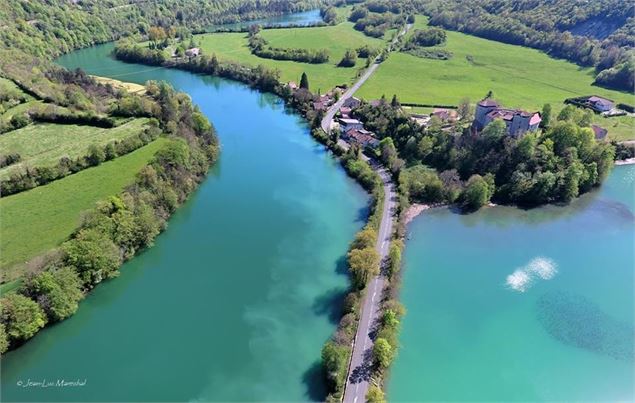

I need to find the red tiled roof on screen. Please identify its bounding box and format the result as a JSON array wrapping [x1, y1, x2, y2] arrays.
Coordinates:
[[346, 128, 377, 145], [529, 113, 541, 126], [591, 124, 608, 140]]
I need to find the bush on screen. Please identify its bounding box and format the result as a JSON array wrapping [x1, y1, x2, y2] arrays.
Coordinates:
[[0, 293, 47, 344], [22, 267, 84, 322], [338, 49, 358, 67], [63, 228, 122, 286], [321, 341, 350, 391]]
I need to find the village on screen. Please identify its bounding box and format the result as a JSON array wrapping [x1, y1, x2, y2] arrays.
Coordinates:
[[284, 76, 624, 149]]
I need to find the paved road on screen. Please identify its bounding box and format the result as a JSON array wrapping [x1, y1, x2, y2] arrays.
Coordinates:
[[342, 163, 395, 403], [320, 24, 412, 134], [320, 62, 380, 133], [319, 23, 409, 403]]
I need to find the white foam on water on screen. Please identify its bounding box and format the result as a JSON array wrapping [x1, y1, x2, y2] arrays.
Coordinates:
[[506, 269, 532, 292], [505, 256, 558, 292], [526, 257, 558, 280]]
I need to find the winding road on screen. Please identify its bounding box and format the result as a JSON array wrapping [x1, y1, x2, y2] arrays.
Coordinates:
[[319, 23, 411, 403]]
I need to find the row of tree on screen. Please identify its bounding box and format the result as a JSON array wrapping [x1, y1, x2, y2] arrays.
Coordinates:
[[0, 79, 220, 353], [247, 27, 330, 63]]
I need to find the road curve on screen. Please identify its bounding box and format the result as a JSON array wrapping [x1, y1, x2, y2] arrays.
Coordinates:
[[321, 23, 412, 134], [320, 62, 380, 133]]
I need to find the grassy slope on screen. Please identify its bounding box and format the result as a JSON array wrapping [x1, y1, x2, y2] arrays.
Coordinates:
[[358, 16, 635, 140], [0, 137, 168, 275], [0, 118, 150, 179], [196, 21, 385, 93]]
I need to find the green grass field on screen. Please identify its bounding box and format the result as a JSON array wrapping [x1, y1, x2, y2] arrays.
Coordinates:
[[196, 21, 385, 93], [358, 17, 634, 109], [0, 137, 168, 279], [357, 16, 635, 140], [0, 118, 149, 179]]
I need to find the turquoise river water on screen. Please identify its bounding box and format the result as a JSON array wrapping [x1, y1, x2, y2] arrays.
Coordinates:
[[0, 41, 368, 401]]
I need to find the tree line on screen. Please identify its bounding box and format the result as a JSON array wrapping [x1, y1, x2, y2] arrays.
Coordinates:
[[0, 78, 220, 353], [247, 25, 330, 63]]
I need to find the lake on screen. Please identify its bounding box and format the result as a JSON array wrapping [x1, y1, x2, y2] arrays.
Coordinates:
[[390, 164, 635, 401], [0, 42, 368, 402]]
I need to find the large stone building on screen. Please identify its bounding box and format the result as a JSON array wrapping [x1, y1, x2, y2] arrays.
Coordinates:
[[473, 99, 541, 137]]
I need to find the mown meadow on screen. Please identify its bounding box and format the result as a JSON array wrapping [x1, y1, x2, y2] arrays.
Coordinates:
[[358, 16, 634, 110], [0, 118, 150, 179], [196, 21, 385, 92], [0, 138, 168, 280]]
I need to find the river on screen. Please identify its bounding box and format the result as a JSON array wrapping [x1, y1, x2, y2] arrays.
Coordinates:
[[390, 164, 635, 401], [0, 40, 368, 401], [206, 9, 322, 31]]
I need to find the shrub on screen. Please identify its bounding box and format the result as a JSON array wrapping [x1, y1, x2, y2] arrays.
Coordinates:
[[0, 293, 47, 343]]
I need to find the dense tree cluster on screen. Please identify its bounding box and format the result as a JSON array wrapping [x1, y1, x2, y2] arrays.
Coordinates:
[[417, 0, 635, 91], [348, 1, 409, 38], [354, 100, 615, 209], [406, 27, 446, 47], [247, 29, 330, 63]]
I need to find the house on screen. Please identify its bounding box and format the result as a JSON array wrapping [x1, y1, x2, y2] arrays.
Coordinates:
[[342, 96, 361, 109], [591, 124, 608, 141], [431, 108, 459, 123], [343, 128, 379, 148], [339, 118, 364, 133], [588, 96, 614, 112], [565, 95, 615, 113], [339, 106, 352, 119], [185, 47, 200, 57], [473, 98, 541, 137], [410, 114, 431, 127]]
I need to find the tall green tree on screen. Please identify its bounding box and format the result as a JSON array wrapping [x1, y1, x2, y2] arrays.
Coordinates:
[[0, 293, 47, 343], [299, 72, 309, 90], [541, 103, 552, 128], [373, 337, 394, 369], [348, 247, 380, 288]]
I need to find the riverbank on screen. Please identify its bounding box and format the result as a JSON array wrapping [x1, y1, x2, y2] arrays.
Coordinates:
[[615, 158, 635, 165], [0, 78, 219, 353]]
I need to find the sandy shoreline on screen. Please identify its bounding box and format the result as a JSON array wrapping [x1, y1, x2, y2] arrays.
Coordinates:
[[615, 158, 635, 166], [404, 203, 448, 224]]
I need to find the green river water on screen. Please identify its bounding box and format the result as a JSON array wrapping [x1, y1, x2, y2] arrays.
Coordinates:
[[390, 164, 635, 401], [1, 42, 369, 401]]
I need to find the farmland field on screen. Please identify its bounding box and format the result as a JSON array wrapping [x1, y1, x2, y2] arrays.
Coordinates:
[[357, 16, 635, 112], [196, 21, 385, 93], [0, 118, 150, 179], [0, 137, 168, 279]]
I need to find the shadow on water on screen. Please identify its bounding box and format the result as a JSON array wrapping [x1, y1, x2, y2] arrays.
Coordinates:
[[302, 360, 328, 402], [536, 290, 634, 362], [312, 287, 347, 325], [335, 255, 349, 276]]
